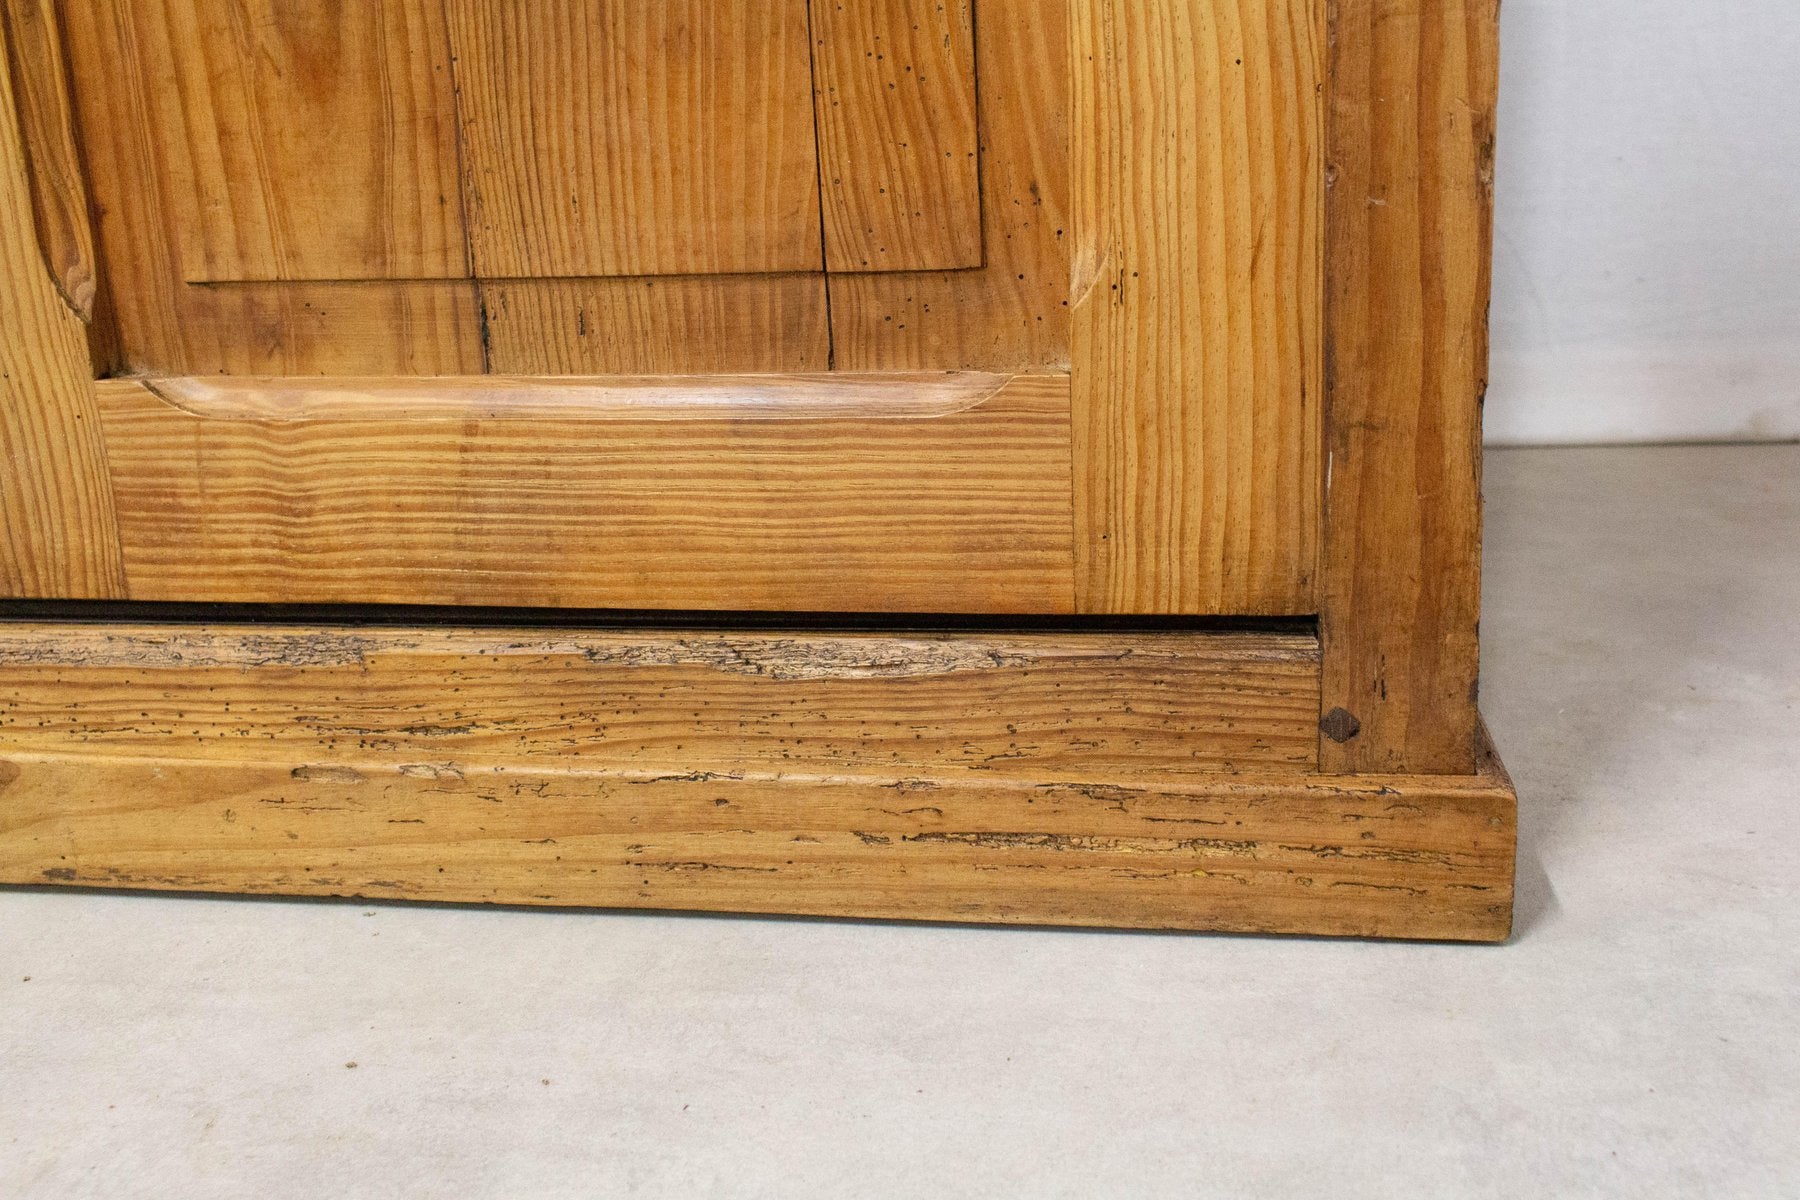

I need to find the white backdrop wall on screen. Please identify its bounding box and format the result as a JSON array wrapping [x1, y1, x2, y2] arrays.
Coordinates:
[[1486, 0, 1800, 444]]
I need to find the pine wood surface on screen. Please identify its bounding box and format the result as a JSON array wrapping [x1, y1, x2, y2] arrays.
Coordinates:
[[93, 373, 1078, 613], [810, 0, 983, 273], [0, 0, 96, 319], [823, 0, 1074, 373], [1319, 0, 1498, 773], [138, 0, 469, 283], [58, 0, 1084, 379], [0, 623, 1514, 940], [0, 624, 1322, 777], [1071, 0, 1324, 616], [0, 12, 124, 599], [447, 0, 824, 280], [478, 275, 831, 376]]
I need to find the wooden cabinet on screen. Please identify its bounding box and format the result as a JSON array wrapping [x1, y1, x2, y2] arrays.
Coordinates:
[[0, 0, 1515, 939]]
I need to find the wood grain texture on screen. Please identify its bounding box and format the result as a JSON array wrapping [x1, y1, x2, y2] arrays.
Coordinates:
[[1071, 0, 1323, 616], [0, 623, 1516, 940], [446, 0, 822, 278], [95, 373, 1077, 613], [0, 625, 1322, 776], [1320, 0, 1498, 774], [0, 0, 96, 319], [0, 750, 1515, 938], [0, 20, 123, 598], [826, 0, 1072, 372], [61, 0, 1064, 376], [136, 0, 467, 283], [810, 0, 982, 272], [61, 0, 487, 375], [149, 371, 1026, 420], [479, 275, 830, 375]]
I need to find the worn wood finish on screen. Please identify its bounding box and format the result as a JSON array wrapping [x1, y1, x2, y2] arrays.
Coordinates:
[[5, 0, 1517, 935], [95, 373, 1077, 613], [147, 371, 1028, 420], [810, 0, 982, 273], [1071, 0, 1324, 616], [63, 0, 1074, 378], [0, 625, 1322, 776], [825, 0, 1072, 373], [1320, 0, 1498, 774], [0, 0, 96, 319], [479, 275, 830, 376], [64, 0, 833, 376], [0, 22, 123, 598], [0, 750, 1515, 940], [0, 623, 1515, 940], [167, 283, 489, 377], [61, 0, 488, 375], [137, 0, 467, 283], [447, 0, 822, 279]]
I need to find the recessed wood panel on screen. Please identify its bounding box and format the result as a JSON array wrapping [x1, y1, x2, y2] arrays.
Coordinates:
[[445, 0, 823, 279], [826, 0, 1073, 372], [811, 0, 983, 272], [133, 0, 468, 283], [95, 373, 1077, 613]]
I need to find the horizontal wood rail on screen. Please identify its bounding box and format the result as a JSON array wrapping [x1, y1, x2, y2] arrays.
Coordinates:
[[91, 372, 1079, 614], [0, 621, 1516, 940]]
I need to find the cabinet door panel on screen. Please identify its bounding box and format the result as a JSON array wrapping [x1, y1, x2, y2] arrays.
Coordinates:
[[446, 0, 823, 279], [136, 0, 467, 283], [811, 0, 983, 273]]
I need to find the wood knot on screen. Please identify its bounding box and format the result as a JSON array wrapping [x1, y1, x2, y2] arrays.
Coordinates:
[[1320, 708, 1363, 744]]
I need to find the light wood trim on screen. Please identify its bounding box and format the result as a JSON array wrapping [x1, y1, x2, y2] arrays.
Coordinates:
[[145, 371, 1022, 421], [810, 0, 983, 273], [1070, 0, 1324, 616], [0, 624, 1322, 777], [0, 16, 122, 598], [94, 373, 1078, 614], [1319, 0, 1499, 773], [0, 0, 95, 320], [0, 622, 1515, 940]]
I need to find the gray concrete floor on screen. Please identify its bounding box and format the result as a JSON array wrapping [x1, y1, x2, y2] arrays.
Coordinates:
[[3, 445, 1797, 1199]]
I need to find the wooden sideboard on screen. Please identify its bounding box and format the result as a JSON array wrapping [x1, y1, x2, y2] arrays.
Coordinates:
[[0, 0, 1513, 939]]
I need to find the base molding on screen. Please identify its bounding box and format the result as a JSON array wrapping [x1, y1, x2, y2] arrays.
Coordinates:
[[0, 622, 1516, 941]]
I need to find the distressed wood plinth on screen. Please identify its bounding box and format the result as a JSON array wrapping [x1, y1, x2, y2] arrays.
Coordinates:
[[0, 623, 1516, 941]]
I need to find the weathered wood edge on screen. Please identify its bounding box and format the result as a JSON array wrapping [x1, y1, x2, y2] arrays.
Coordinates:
[[0, 622, 1516, 941], [1318, 0, 1499, 773], [0, 14, 124, 598], [0, 0, 96, 321], [0, 740, 1516, 941]]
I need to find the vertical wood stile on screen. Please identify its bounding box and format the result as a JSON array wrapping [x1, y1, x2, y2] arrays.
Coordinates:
[[1319, 0, 1500, 773], [0, 0, 97, 319], [0, 11, 124, 598], [1070, 0, 1324, 617]]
